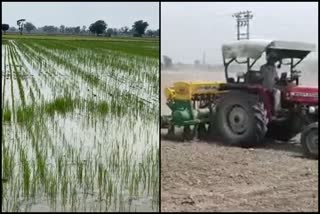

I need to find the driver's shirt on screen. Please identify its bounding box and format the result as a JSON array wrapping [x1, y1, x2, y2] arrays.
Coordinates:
[[260, 64, 278, 90]]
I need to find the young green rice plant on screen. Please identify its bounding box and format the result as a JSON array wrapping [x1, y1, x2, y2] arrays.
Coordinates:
[[3, 109, 11, 122], [29, 87, 35, 104], [16, 105, 35, 124], [19, 147, 31, 199], [44, 95, 76, 116]]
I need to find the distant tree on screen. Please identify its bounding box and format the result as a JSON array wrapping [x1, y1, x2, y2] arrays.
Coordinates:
[[81, 25, 86, 33], [132, 20, 149, 37], [119, 26, 129, 35], [60, 25, 65, 33], [2, 24, 9, 34], [146, 29, 154, 37], [106, 28, 113, 37], [24, 22, 36, 33], [112, 28, 118, 36], [65, 27, 73, 34], [89, 20, 107, 36], [163, 55, 173, 68], [74, 26, 81, 34], [9, 26, 16, 32], [42, 25, 58, 33]]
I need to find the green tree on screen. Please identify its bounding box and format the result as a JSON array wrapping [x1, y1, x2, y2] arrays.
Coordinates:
[[146, 29, 154, 37], [106, 28, 113, 37], [60, 25, 65, 33], [42, 25, 58, 33], [132, 20, 149, 37], [2, 24, 9, 34], [9, 26, 16, 32], [74, 26, 81, 34], [81, 25, 86, 33], [119, 26, 129, 35], [24, 22, 36, 33], [89, 20, 107, 36]]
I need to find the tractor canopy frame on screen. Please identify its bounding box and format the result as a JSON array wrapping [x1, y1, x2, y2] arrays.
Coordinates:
[[221, 39, 316, 83]]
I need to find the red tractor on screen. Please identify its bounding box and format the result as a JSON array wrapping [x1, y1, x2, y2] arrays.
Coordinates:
[[216, 40, 318, 158]]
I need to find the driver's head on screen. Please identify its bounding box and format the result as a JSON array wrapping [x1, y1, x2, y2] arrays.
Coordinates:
[[266, 50, 277, 65]]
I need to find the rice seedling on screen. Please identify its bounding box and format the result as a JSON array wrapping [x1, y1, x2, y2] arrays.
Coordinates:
[[3, 109, 12, 122]]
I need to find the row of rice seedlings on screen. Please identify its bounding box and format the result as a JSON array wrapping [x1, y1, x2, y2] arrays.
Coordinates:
[[13, 40, 70, 102], [52, 44, 159, 104], [15, 38, 158, 106], [15, 40, 55, 80], [1, 42, 59, 211], [19, 146, 31, 199], [2, 44, 8, 105], [22, 40, 156, 113], [53, 44, 157, 89], [9, 42, 26, 107], [2, 142, 15, 183], [8, 43, 16, 121], [11, 41, 47, 102], [18, 41, 105, 102], [22, 41, 101, 87]]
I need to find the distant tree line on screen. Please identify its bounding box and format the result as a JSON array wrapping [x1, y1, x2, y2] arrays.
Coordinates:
[[2, 19, 159, 37]]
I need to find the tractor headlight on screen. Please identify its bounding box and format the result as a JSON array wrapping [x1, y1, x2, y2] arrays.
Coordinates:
[[308, 106, 317, 114]]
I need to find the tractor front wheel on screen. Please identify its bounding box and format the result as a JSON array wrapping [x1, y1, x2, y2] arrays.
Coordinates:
[[301, 122, 318, 159]]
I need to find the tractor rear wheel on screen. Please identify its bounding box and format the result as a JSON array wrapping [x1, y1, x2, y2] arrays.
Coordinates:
[[215, 91, 268, 147], [301, 122, 318, 159]]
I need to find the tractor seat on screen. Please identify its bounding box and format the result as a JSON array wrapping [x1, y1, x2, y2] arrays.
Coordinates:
[[245, 70, 263, 84]]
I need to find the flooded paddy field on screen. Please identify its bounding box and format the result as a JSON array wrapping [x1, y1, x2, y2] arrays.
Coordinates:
[[1, 35, 159, 212]]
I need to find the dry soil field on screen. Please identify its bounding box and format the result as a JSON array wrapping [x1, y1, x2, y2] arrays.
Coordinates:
[[160, 68, 318, 212]]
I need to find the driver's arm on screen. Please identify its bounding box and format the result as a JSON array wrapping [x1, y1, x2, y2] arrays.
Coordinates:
[[274, 67, 279, 82]]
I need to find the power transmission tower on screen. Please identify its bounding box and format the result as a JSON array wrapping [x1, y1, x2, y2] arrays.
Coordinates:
[[232, 11, 253, 40]]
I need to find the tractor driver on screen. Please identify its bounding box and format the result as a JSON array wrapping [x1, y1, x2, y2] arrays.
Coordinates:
[[260, 51, 281, 114]]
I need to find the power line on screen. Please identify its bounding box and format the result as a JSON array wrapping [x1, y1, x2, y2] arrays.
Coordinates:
[[232, 10, 253, 40]]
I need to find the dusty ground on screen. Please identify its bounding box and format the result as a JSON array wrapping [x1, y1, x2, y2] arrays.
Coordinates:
[[161, 69, 318, 212]]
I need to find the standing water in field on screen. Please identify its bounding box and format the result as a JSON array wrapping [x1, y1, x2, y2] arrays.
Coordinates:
[[2, 37, 159, 212]]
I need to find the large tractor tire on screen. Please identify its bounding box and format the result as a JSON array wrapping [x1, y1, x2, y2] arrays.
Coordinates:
[[301, 122, 318, 159], [215, 91, 268, 147]]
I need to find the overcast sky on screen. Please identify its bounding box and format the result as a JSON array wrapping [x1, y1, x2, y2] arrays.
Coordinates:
[[2, 2, 159, 30], [161, 2, 318, 64]]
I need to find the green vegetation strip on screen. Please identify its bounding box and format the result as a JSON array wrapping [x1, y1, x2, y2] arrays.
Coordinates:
[[15, 96, 156, 125], [3, 35, 159, 58]]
